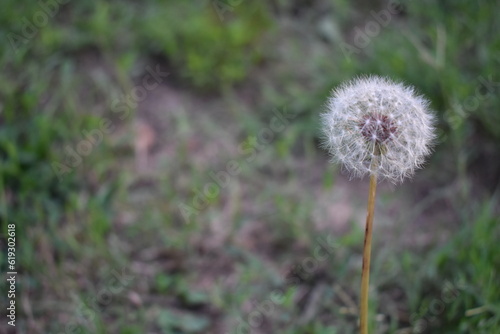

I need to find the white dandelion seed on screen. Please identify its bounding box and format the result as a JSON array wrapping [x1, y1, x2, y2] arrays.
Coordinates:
[[320, 76, 437, 333], [321, 76, 436, 183]]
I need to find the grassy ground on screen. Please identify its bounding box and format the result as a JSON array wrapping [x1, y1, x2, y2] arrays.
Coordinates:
[[1, 1, 500, 333]]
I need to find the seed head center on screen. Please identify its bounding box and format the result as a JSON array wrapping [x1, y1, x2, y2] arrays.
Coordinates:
[[359, 114, 397, 143]]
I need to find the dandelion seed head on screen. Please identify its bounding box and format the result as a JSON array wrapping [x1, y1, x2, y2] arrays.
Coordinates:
[[321, 76, 436, 183]]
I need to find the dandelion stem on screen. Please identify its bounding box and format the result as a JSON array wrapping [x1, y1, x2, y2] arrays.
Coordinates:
[[360, 159, 378, 334]]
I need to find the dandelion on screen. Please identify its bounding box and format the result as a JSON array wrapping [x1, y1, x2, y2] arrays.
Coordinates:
[[320, 76, 435, 334]]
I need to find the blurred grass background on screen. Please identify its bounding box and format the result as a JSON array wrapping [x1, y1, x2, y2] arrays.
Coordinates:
[[1, 0, 499, 333]]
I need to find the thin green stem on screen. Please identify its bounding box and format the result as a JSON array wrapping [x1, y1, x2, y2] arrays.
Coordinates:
[[360, 162, 378, 334]]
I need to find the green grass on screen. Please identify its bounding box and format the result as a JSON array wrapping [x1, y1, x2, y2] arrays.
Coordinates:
[[1, 0, 499, 333]]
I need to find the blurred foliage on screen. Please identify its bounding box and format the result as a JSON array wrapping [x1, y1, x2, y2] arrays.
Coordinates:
[[139, 1, 271, 89], [1, 0, 499, 333], [417, 200, 500, 333]]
